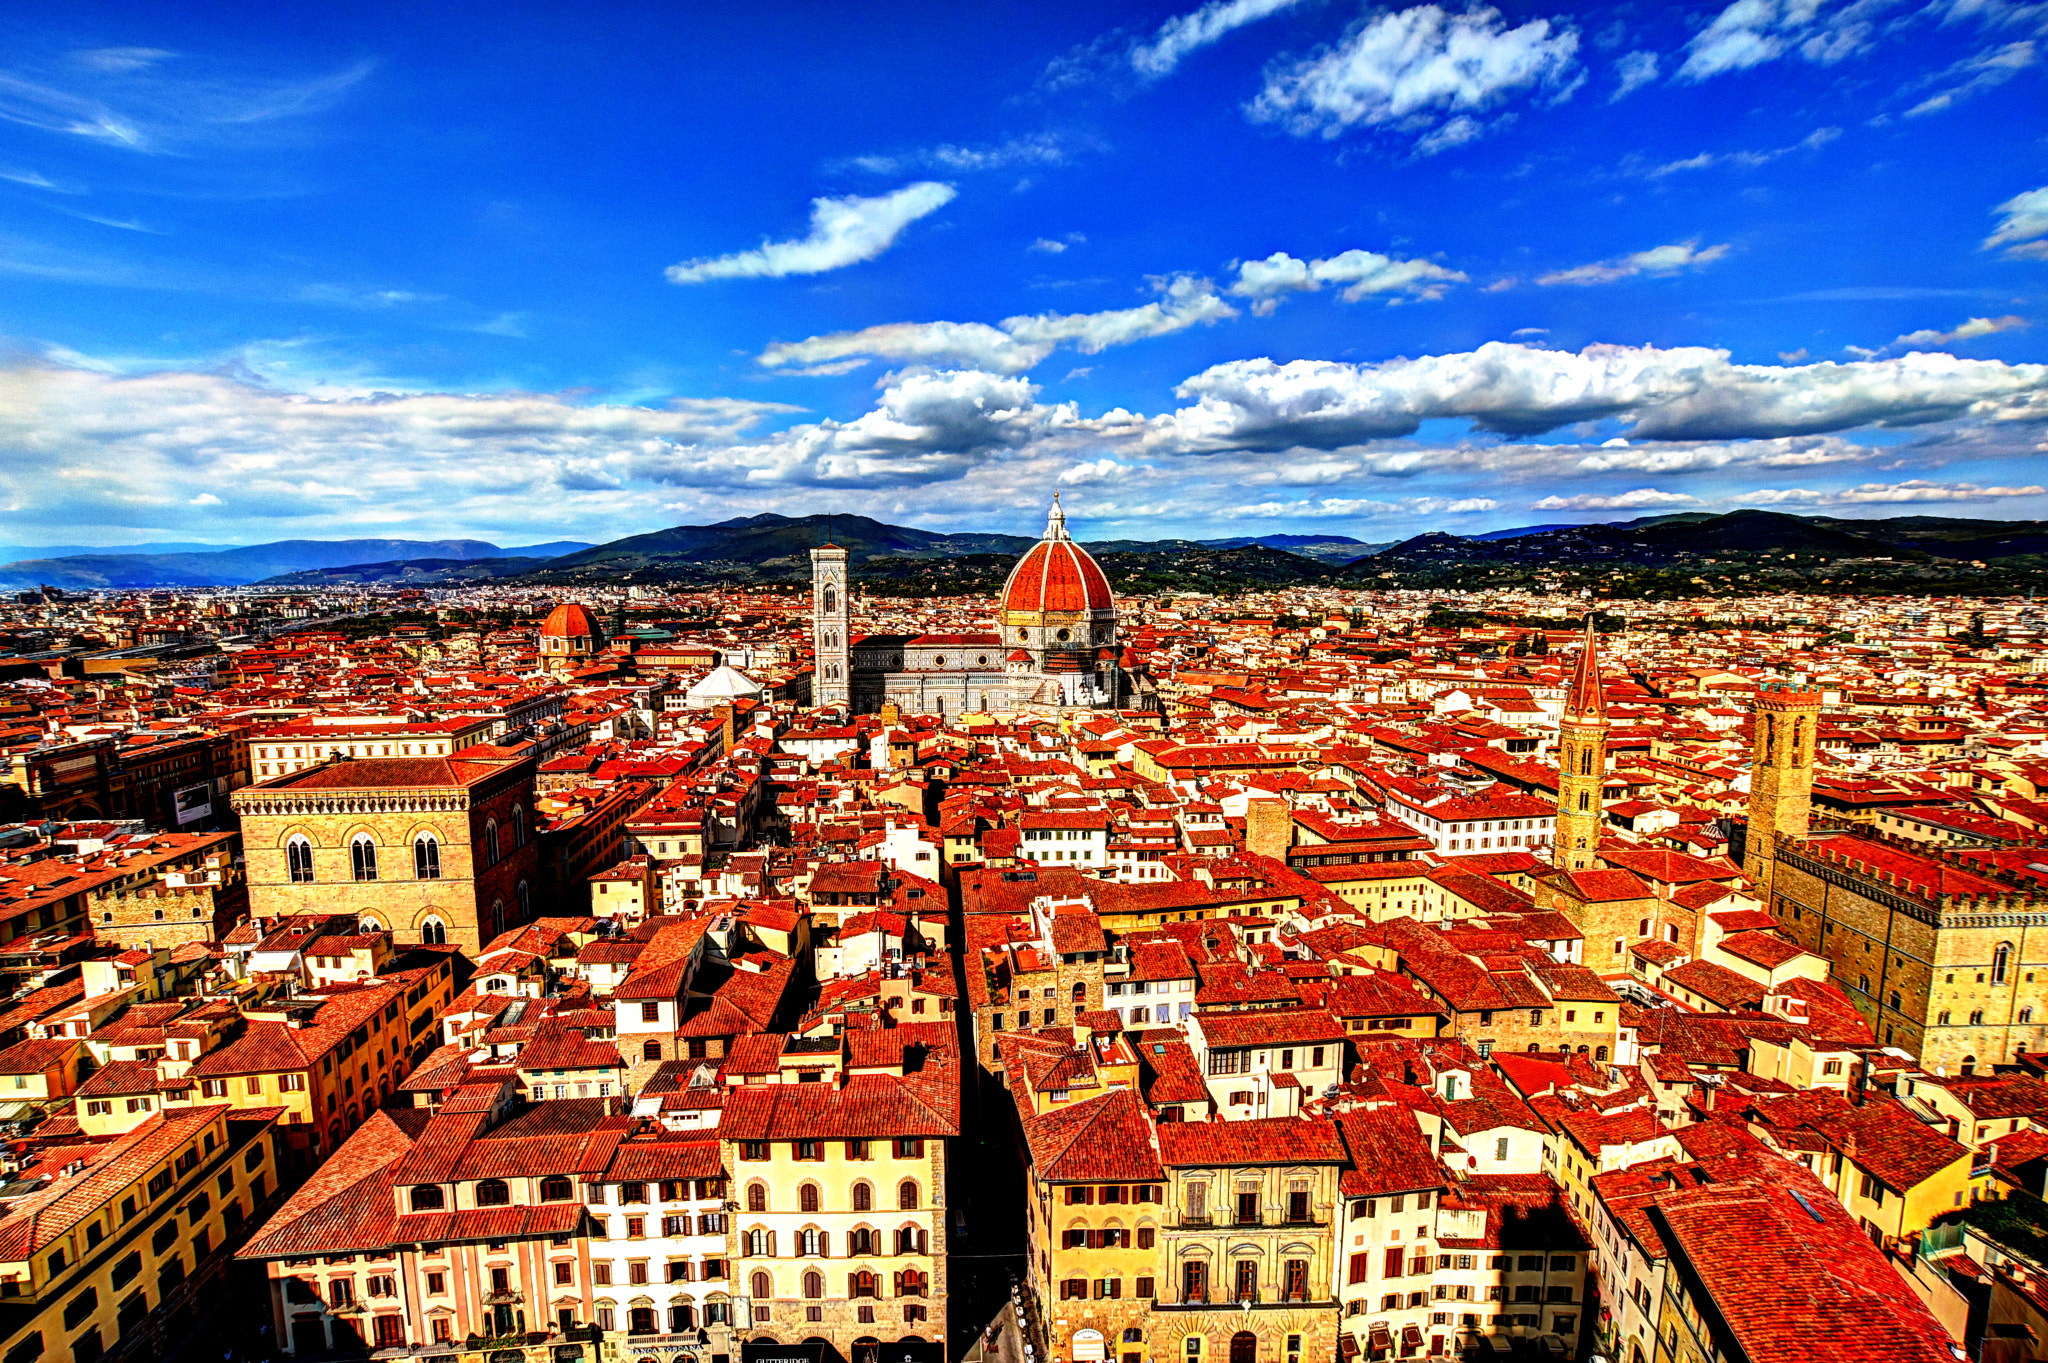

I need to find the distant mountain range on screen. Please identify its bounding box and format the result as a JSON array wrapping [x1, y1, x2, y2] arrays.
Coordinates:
[[16, 510, 2048, 597], [0, 539, 594, 590]]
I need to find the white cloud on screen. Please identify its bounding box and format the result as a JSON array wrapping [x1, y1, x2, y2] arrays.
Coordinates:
[[664, 182, 955, 284], [1156, 342, 2048, 448], [1748, 480, 2048, 504], [837, 134, 1071, 177], [1611, 50, 1659, 100], [1891, 315, 2030, 350], [0, 58, 372, 154], [1060, 458, 1125, 485], [1222, 493, 1497, 518], [1677, 0, 1890, 82], [1133, 0, 1306, 78], [758, 275, 1237, 374], [1529, 488, 1699, 511], [73, 48, 174, 74], [1572, 434, 1872, 473], [1030, 233, 1085, 255], [1228, 248, 1467, 313], [188, 492, 222, 506], [1905, 40, 2035, 116], [1985, 185, 2048, 260], [1248, 4, 1581, 154], [1633, 126, 1839, 177], [1537, 241, 1729, 286]]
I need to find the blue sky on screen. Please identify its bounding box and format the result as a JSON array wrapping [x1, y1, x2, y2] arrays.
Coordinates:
[[0, 0, 2044, 548]]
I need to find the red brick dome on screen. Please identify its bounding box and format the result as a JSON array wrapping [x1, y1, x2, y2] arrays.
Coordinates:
[[540, 602, 602, 640], [1000, 537, 1113, 615]]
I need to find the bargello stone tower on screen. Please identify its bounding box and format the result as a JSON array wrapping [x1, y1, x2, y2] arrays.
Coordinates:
[[811, 539, 850, 711], [1746, 682, 1823, 897], [1554, 614, 1608, 871]]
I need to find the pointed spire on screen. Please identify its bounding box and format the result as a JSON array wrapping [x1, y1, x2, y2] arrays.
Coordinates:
[[1565, 612, 1606, 723], [1045, 493, 1069, 541]]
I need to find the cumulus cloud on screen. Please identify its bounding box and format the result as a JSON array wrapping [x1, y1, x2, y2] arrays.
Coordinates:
[[758, 275, 1237, 374], [1985, 185, 2048, 260], [1529, 488, 1699, 511], [1891, 315, 2030, 350], [1154, 342, 2048, 450], [1611, 50, 1659, 100], [1677, 0, 1888, 82], [1749, 480, 2048, 504], [1134, 0, 1306, 77], [1229, 248, 1467, 313], [1248, 5, 1581, 153], [664, 182, 955, 284], [1537, 241, 1729, 286]]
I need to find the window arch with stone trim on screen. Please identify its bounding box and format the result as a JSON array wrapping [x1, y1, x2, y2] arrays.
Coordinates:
[[286, 834, 315, 883], [413, 832, 442, 880], [484, 819, 501, 866], [476, 1179, 511, 1207], [418, 916, 446, 946], [851, 1181, 873, 1212], [349, 833, 378, 881], [897, 1179, 920, 1210]]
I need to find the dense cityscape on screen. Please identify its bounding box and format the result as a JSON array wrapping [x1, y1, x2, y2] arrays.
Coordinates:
[[0, 502, 2033, 1363]]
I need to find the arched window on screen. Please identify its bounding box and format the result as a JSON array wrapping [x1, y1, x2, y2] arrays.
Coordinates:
[[475, 1179, 510, 1207], [823, 586, 837, 613], [1580, 748, 1592, 776], [420, 917, 446, 946], [1791, 717, 1805, 767], [895, 1225, 925, 1256], [800, 1184, 820, 1213], [851, 1182, 872, 1212], [350, 835, 378, 882], [670, 1303, 696, 1332], [484, 820, 500, 866], [1595, 1046, 1609, 1063], [802, 1270, 823, 1299], [751, 1270, 772, 1302], [489, 897, 506, 936], [540, 1175, 573, 1202], [747, 1183, 767, 1213], [517, 880, 532, 920], [513, 805, 527, 848], [851, 1270, 876, 1298], [1577, 791, 1590, 811], [642, 1040, 662, 1061], [800, 1229, 822, 1257], [286, 836, 315, 884], [414, 834, 441, 880], [898, 1181, 919, 1211], [1963, 1055, 1979, 1076], [410, 1185, 444, 1211], [746, 1228, 770, 1257], [1994, 942, 2013, 985]]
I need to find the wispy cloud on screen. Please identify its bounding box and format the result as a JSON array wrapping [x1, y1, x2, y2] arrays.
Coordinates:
[[1529, 487, 1698, 511], [0, 57, 374, 154], [1984, 184, 2048, 259], [1610, 50, 1659, 100], [1247, 4, 1582, 154], [1677, 0, 1891, 82], [1030, 232, 1086, 255], [665, 182, 956, 284], [834, 134, 1073, 177], [758, 273, 1238, 373], [1749, 480, 2047, 504], [1228, 248, 1467, 313], [1537, 240, 1729, 287], [1889, 315, 2029, 350], [1133, 0, 1306, 78], [1905, 40, 2036, 116], [1629, 126, 1839, 178]]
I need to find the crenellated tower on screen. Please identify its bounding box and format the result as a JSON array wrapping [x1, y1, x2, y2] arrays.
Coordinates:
[[810, 540, 850, 711], [1746, 682, 1823, 898], [1554, 613, 1608, 871]]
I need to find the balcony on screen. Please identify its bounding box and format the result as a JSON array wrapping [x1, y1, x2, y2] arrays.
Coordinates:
[[483, 1288, 525, 1306]]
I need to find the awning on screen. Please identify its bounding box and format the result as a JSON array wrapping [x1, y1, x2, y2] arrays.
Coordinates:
[[1401, 1326, 1422, 1347], [1368, 1328, 1392, 1350]]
